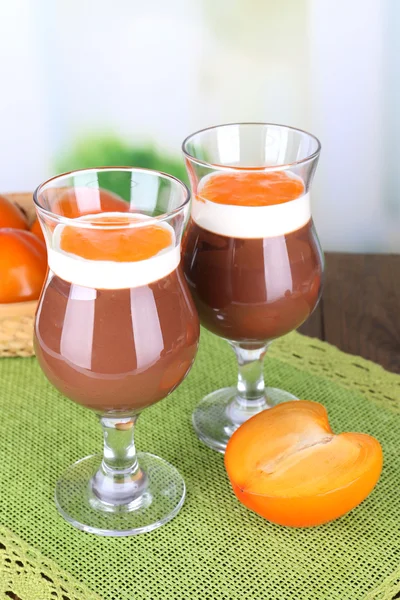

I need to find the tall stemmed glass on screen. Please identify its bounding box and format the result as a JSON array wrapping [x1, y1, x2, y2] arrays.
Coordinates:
[[182, 123, 323, 452], [34, 167, 199, 535]]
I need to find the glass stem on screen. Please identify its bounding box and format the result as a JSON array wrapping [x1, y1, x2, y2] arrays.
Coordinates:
[[231, 342, 269, 410], [101, 416, 139, 473], [91, 415, 148, 507]]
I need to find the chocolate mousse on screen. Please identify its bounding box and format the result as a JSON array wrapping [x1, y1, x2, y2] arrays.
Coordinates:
[[34, 266, 199, 412]]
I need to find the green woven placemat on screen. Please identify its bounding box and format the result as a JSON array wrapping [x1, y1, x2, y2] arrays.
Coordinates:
[[0, 330, 399, 600]]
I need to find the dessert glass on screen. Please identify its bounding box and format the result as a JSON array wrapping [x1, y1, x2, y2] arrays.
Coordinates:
[[34, 167, 199, 535], [182, 123, 323, 452]]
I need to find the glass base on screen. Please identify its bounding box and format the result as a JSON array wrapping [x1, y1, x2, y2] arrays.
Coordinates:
[[192, 387, 297, 453], [55, 452, 185, 536]]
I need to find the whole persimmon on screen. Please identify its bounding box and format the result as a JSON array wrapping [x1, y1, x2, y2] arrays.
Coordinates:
[[0, 229, 47, 303], [225, 400, 383, 527], [51, 187, 129, 218], [0, 194, 29, 230], [30, 217, 45, 243]]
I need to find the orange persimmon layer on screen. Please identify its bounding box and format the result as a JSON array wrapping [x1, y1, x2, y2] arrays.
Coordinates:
[[199, 171, 304, 207], [60, 215, 173, 262], [224, 400, 383, 527]]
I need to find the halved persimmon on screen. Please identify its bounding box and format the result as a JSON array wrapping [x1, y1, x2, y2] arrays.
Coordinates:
[[51, 187, 129, 218], [225, 401, 383, 527]]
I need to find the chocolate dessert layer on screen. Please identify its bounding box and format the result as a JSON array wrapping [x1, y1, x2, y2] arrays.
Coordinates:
[[183, 219, 322, 342], [34, 266, 199, 412]]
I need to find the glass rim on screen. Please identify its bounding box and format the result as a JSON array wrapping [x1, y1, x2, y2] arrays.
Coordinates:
[[33, 166, 191, 229], [181, 122, 321, 171]]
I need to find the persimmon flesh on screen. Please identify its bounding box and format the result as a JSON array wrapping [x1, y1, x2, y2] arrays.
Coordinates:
[[59, 215, 173, 262], [225, 401, 382, 527]]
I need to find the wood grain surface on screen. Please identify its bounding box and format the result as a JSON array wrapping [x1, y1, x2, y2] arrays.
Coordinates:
[[299, 253, 400, 374]]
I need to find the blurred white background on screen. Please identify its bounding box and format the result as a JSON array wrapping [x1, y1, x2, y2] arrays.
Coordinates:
[[0, 0, 399, 252]]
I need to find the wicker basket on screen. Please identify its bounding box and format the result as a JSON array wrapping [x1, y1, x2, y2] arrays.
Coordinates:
[[0, 193, 38, 358]]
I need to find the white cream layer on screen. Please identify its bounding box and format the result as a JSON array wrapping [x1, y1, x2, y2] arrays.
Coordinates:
[[48, 212, 180, 289], [192, 175, 311, 239]]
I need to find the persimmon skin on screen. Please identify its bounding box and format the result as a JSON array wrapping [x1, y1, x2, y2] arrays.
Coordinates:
[[30, 218, 45, 243], [0, 229, 47, 303], [0, 195, 29, 230], [225, 401, 383, 527], [52, 187, 129, 218]]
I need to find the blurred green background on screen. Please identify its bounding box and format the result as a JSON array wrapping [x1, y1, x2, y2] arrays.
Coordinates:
[[1, 0, 399, 252], [57, 134, 188, 186]]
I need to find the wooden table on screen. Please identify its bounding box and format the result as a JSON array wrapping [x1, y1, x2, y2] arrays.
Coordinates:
[[299, 253, 400, 374]]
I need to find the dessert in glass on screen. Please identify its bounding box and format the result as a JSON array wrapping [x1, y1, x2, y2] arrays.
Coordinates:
[[182, 123, 323, 452], [33, 168, 199, 535]]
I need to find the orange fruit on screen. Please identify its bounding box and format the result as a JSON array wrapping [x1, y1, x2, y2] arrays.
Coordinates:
[[59, 215, 173, 262], [199, 171, 304, 207], [0, 229, 47, 303], [0, 194, 29, 229], [51, 187, 129, 218], [30, 218, 45, 243], [225, 400, 383, 527]]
